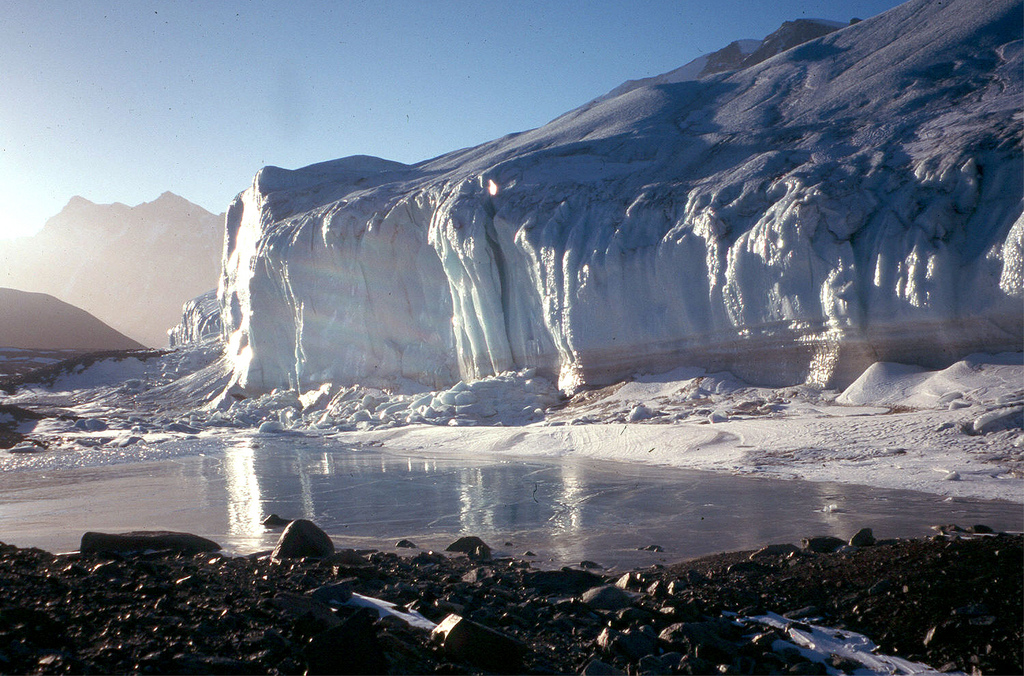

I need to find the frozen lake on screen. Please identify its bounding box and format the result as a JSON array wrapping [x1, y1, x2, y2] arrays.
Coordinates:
[[1, 433, 1020, 569]]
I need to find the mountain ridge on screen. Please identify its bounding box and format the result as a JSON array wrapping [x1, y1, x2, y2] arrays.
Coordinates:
[[0, 287, 143, 350], [0, 193, 224, 347]]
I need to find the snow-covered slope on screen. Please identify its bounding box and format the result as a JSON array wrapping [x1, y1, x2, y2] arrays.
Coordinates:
[[595, 18, 847, 104], [220, 0, 1023, 396]]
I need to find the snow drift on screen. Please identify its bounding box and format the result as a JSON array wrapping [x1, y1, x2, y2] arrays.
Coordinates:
[[219, 0, 1023, 396]]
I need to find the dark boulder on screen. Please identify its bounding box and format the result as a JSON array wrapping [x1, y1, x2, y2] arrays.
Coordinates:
[[431, 614, 526, 674], [801, 536, 846, 553], [80, 530, 221, 555], [261, 514, 291, 528], [580, 585, 634, 611], [849, 528, 876, 547], [271, 519, 334, 560], [304, 608, 387, 675], [445, 536, 491, 560], [524, 568, 604, 595]]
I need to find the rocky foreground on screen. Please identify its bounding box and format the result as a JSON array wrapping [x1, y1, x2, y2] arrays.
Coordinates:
[[0, 524, 1020, 675]]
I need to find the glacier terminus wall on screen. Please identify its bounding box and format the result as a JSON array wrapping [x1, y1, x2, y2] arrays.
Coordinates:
[[219, 0, 1023, 396]]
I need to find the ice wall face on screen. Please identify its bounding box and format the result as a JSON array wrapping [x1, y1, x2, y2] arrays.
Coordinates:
[[221, 0, 1023, 395], [168, 290, 223, 347]]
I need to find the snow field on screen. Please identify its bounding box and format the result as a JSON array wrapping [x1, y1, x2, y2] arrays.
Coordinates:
[[4, 346, 1021, 504]]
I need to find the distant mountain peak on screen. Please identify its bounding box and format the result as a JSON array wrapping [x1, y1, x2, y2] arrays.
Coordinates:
[[595, 16, 852, 105]]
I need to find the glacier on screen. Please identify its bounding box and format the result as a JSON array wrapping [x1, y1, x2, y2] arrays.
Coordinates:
[[218, 0, 1023, 396]]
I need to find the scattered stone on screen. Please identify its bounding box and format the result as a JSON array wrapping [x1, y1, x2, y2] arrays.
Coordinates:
[[261, 514, 291, 527], [411, 550, 446, 565], [967, 524, 994, 534], [849, 528, 876, 547], [431, 614, 526, 673], [658, 621, 737, 661], [638, 544, 664, 552], [0, 528, 1018, 675], [801, 536, 846, 553], [271, 519, 335, 560], [326, 549, 368, 565], [310, 581, 354, 605], [445, 536, 491, 560], [580, 658, 625, 675], [726, 561, 766, 575], [580, 585, 634, 611], [867, 579, 893, 595], [615, 572, 647, 590], [79, 530, 221, 555], [271, 592, 341, 630], [395, 539, 418, 548], [750, 543, 800, 561], [615, 627, 658, 661], [524, 568, 604, 594], [304, 608, 387, 675], [580, 559, 602, 569]]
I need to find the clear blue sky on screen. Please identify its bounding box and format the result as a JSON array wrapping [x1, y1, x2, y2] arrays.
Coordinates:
[[0, 0, 908, 239]]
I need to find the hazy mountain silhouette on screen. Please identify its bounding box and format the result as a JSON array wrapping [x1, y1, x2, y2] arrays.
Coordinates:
[[0, 288, 143, 350], [0, 192, 223, 347]]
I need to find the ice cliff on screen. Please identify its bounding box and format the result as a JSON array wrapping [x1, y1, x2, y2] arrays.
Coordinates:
[[169, 290, 223, 347], [219, 0, 1023, 395]]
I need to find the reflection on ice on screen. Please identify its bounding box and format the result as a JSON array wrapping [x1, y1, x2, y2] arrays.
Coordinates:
[[223, 439, 262, 538], [206, 435, 1022, 568], [4, 433, 1019, 566]]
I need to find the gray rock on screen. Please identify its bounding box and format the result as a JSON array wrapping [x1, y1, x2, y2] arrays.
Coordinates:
[[581, 585, 634, 611], [849, 528, 875, 547], [615, 572, 647, 590], [801, 536, 846, 553], [616, 628, 658, 661], [446, 536, 491, 560], [310, 581, 353, 605], [261, 514, 291, 528], [270, 592, 340, 631], [271, 519, 334, 560], [580, 659, 625, 675], [395, 538, 418, 548], [431, 614, 526, 674], [658, 621, 736, 659], [597, 626, 657, 662], [749, 543, 800, 561], [80, 530, 221, 555], [325, 549, 368, 565], [596, 627, 619, 652], [462, 567, 491, 584], [524, 568, 604, 594]]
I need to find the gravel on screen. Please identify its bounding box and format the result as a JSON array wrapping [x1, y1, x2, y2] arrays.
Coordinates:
[[0, 529, 1019, 674]]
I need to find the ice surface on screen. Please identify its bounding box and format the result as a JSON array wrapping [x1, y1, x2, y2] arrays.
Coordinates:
[[218, 0, 1022, 397], [3, 347, 1021, 503]]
